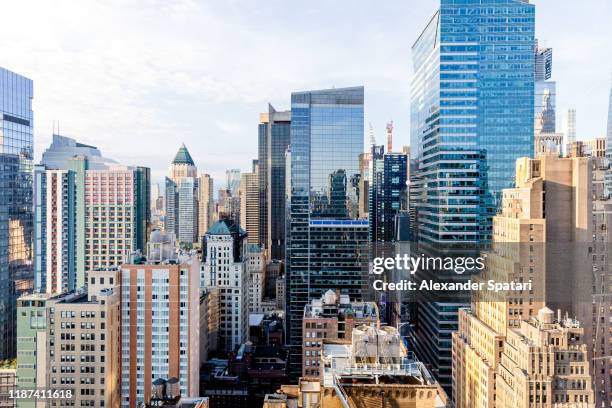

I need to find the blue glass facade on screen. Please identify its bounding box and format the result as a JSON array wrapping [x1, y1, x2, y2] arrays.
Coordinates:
[[411, 0, 535, 244], [286, 86, 367, 379], [409, 0, 535, 390], [0, 67, 34, 359]]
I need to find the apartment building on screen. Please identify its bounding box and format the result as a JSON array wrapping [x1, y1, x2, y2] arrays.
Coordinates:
[[301, 290, 378, 378]]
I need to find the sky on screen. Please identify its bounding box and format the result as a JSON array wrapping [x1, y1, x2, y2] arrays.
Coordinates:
[[2, 0, 611, 187]]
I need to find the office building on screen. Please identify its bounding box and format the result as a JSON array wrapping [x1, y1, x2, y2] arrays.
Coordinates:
[[258, 105, 291, 259], [120, 231, 201, 407], [225, 169, 241, 197], [0, 68, 34, 360], [410, 0, 535, 243], [239, 164, 260, 244], [452, 154, 548, 408], [169, 144, 197, 182], [198, 174, 213, 241], [585, 137, 606, 158], [357, 151, 371, 219], [534, 43, 552, 81], [201, 219, 249, 354], [46, 282, 121, 408], [409, 0, 535, 389], [286, 86, 368, 379], [497, 309, 594, 407], [16, 293, 51, 408], [165, 177, 178, 237], [301, 290, 378, 378], [177, 177, 198, 244], [565, 108, 577, 155], [166, 144, 199, 245], [151, 183, 165, 231], [246, 244, 265, 313], [368, 147, 408, 242]]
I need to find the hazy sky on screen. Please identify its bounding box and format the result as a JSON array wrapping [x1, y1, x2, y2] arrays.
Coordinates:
[[2, 0, 611, 186]]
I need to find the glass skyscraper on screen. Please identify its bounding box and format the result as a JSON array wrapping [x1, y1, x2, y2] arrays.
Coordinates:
[[286, 86, 368, 379], [258, 104, 291, 260], [409, 0, 535, 389], [368, 148, 408, 243], [0, 67, 34, 359], [411, 0, 535, 244]]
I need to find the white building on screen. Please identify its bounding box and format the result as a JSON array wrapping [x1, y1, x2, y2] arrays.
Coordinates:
[[247, 244, 265, 313], [201, 219, 249, 354]]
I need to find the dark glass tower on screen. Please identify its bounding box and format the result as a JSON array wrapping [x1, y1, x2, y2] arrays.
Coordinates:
[[368, 147, 408, 243], [258, 105, 291, 260], [286, 86, 367, 379], [409, 0, 535, 390], [0, 67, 34, 359]]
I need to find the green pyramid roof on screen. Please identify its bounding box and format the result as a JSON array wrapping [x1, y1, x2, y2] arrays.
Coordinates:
[[207, 219, 246, 236], [172, 143, 195, 165]]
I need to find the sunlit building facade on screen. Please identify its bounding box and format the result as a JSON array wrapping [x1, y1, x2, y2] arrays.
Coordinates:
[[0, 67, 34, 359], [286, 86, 368, 379]]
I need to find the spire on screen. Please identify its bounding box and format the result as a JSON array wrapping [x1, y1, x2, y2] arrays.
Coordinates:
[[172, 143, 195, 165]]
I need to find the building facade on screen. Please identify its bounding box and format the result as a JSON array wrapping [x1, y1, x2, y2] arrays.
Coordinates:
[[368, 148, 408, 243], [0, 68, 34, 360], [120, 233, 200, 407], [166, 144, 198, 245], [46, 284, 121, 408], [409, 0, 535, 389], [301, 290, 378, 378], [16, 293, 51, 408], [286, 86, 368, 379], [201, 220, 249, 354], [33, 168, 76, 294], [198, 174, 214, 241], [258, 105, 291, 260], [239, 166, 260, 245]]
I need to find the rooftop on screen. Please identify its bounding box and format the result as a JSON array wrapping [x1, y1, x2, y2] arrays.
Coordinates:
[[207, 218, 246, 236], [172, 143, 195, 166]]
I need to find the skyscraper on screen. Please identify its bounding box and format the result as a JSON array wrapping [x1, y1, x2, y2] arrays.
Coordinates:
[[240, 162, 260, 244], [409, 0, 535, 389], [258, 105, 291, 259], [198, 174, 214, 239], [225, 169, 241, 196], [166, 144, 199, 244], [33, 137, 150, 293], [534, 43, 561, 156], [201, 219, 249, 354], [565, 108, 577, 155], [0, 67, 34, 359], [410, 0, 535, 244], [368, 147, 408, 243], [169, 143, 197, 182], [286, 86, 368, 379], [120, 232, 201, 407], [177, 177, 198, 244], [33, 167, 76, 293]]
